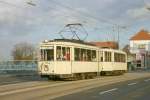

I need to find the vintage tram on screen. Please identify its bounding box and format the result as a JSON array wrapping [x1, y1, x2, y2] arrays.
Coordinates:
[[38, 39, 127, 80]]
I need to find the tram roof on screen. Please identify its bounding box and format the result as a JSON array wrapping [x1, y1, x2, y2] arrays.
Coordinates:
[[43, 39, 95, 46]]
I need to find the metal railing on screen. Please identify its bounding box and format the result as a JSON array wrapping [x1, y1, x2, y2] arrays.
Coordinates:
[[0, 60, 38, 74]]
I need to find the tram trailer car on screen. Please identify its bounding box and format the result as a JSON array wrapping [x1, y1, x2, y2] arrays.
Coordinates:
[[99, 49, 127, 75], [38, 39, 127, 80]]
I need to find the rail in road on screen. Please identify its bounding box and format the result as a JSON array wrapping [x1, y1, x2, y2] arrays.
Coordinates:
[[0, 72, 150, 100]]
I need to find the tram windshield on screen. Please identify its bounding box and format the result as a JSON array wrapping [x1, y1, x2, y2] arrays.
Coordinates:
[[40, 47, 54, 61]]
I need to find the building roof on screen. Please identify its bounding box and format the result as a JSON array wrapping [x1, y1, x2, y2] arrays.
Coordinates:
[[130, 30, 150, 40], [90, 41, 118, 49]]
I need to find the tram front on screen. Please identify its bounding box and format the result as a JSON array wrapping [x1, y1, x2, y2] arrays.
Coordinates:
[[38, 45, 55, 77]]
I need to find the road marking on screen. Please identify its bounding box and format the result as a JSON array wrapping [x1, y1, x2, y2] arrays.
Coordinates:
[[144, 79, 150, 82], [99, 88, 118, 95], [128, 82, 137, 86]]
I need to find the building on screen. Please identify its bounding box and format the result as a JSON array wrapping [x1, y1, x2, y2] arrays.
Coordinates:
[[90, 41, 118, 49], [130, 29, 150, 69]]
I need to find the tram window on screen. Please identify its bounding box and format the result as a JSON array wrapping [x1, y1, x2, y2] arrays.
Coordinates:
[[47, 49, 54, 61], [40, 50, 44, 60], [63, 47, 70, 61], [114, 53, 126, 62], [87, 50, 91, 61], [81, 49, 86, 61], [74, 48, 96, 62], [62, 47, 66, 60], [120, 54, 122, 62], [40, 49, 54, 61], [56, 46, 61, 60], [105, 52, 111, 62], [56, 46, 70, 61], [74, 48, 80, 61], [92, 50, 96, 61], [114, 53, 118, 62], [66, 47, 70, 61], [122, 54, 126, 62], [99, 51, 103, 62], [124, 55, 126, 62]]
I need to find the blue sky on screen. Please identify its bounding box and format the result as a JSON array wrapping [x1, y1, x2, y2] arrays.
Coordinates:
[[0, 0, 150, 60]]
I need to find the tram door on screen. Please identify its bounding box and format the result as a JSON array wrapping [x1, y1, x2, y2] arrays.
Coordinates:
[[56, 46, 72, 74], [99, 51, 104, 72]]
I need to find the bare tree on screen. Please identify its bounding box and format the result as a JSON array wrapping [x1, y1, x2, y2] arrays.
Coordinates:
[[12, 42, 36, 60]]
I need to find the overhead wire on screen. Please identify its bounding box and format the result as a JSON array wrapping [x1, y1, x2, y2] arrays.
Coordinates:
[[0, 0, 130, 42], [0, 0, 116, 28], [47, 0, 119, 26], [46, 0, 130, 42], [0, 1, 25, 9]]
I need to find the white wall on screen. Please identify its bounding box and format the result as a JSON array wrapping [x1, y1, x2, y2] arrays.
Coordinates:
[[130, 40, 150, 68], [130, 40, 150, 54]]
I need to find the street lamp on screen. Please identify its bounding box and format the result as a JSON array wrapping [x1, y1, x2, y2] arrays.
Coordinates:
[[145, 5, 150, 11], [26, 0, 36, 6], [144, 0, 150, 10]]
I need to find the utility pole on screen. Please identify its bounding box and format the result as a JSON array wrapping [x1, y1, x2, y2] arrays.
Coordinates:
[[117, 25, 120, 49], [116, 25, 127, 49]]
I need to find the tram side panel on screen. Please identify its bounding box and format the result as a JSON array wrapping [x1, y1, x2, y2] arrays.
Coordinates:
[[72, 61, 98, 73], [112, 62, 127, 71], [55, 61, 72, 74], [101, 62, 113, 71]]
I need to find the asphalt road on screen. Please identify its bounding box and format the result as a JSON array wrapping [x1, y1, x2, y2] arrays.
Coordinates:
[[0, 70, 149, 85], [0, 74, 48, 85], [54, 77, 150, 100], [0, 72, 150, 100]]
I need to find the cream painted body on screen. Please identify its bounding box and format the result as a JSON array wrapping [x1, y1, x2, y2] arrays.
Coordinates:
[[99, 49, 127, 71], [38, 40, 127, 76]]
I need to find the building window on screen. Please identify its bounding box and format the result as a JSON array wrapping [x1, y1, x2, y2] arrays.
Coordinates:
[[138, 44, 146, 49]]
